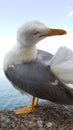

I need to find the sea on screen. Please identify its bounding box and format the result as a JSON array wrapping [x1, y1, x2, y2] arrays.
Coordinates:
[[0, 69, 43, 110]]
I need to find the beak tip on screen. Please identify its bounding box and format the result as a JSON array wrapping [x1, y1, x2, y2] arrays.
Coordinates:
[[60, 30, 67, 35]]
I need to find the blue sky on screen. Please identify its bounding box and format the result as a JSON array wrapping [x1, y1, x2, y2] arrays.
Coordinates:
[[0, 0, 73, 36], [0, 0, 73, 68]]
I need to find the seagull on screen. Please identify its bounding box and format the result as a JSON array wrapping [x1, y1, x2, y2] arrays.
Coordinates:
[[3, 21, 73, 115]]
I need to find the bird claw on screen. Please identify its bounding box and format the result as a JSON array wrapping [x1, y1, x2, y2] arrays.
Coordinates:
[[16, 105, 34, 114], [15, 97, 38, 115]]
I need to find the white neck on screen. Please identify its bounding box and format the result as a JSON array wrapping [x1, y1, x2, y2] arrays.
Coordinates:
[[3, 43, 37, 70], [19, 44, 37, 62]]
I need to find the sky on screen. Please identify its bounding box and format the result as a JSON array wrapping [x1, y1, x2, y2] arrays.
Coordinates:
[[0, 0, 73, 68]]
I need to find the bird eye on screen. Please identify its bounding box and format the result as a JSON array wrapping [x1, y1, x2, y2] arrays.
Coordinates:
[[33, 32, 39, 35]]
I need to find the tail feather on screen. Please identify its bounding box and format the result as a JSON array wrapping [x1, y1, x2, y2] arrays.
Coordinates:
[[49, 47, 73, 84]]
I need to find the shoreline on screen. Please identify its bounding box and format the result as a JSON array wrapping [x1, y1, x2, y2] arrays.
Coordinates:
[[0, 101, 73, 130]]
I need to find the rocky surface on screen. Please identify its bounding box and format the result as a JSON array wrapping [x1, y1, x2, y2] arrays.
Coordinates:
[[0, 101, 73, 130]]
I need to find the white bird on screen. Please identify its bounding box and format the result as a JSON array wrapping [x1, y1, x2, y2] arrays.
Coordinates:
[[3, 21, 73, 115]]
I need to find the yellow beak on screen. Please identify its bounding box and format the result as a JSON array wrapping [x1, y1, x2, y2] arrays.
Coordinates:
[[40, 28, 67, 37], [48, 28, 67, 36]]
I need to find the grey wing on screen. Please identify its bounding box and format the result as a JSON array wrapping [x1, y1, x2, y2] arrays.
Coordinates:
[[4, 50, 73, 105]]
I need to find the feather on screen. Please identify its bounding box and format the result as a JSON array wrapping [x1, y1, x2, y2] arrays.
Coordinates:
[[50, 46, 73, 84]]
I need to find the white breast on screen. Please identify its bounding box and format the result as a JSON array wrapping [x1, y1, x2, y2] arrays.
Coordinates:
[[3, 43, 37, 70]]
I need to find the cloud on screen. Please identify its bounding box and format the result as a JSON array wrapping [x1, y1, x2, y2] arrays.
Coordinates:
[[37, 34, 73, 54], [68, 10, 73, 17]]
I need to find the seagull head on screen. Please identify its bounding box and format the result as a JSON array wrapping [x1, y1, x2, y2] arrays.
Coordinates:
[[17, 21, 67, 46]]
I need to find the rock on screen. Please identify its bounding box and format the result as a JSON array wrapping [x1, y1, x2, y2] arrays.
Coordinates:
[[0, 101, 73, 130], [46, 122, 53, 128]]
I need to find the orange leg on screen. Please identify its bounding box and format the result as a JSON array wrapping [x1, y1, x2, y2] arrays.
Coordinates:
[[16, 97, 39, 115], [34, 97, 39, 107]]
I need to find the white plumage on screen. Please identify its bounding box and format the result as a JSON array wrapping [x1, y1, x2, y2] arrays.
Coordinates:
[[50, 46, 73, 84]]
